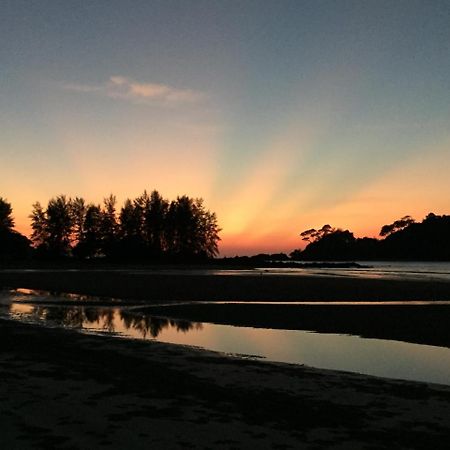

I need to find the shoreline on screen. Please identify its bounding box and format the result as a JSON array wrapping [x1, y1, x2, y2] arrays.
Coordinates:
[[1, 317, 450, 449], [2, 269, 450, 301], [2, 270, 450, 447]]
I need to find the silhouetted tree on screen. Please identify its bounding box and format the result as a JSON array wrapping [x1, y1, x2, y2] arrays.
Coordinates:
[[73, 204, 103, 259], [380, 213, 450, 260], [28, 190, 220, 261], [70, 196, 87, 244], [294, 213, 450, 261], [45, 195, 73, 257], [30, 201, 49, 249], [196, 201, 221, 258], [119, 199, 143, 239], [30, 195, 73, 257], [296, 224, 357, 260], [143, 190, 169, 257], [0, 197, 14, 230], [99, 195, 119, 257], [165, 196, 220, 259], [0, 197, 31, 260], [379, 215, 415, 237], [117, 198, 146, 259], [300, 224, 335, 243]]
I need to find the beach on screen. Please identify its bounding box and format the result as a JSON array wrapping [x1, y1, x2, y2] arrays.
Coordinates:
[[1, 318, 450, 449], [2, 268, 450, 301], [1, 268, 450, 448]]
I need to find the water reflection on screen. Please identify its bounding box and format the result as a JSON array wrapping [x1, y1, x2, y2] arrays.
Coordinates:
[[6, 302, 450, 386], [4, 288, 124, 305], [3, 291, 450, 385], [120, 310, 202, 338], [8, 303, 202, 339]]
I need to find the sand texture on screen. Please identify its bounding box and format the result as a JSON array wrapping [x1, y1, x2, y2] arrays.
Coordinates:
[[2, 269, 450, 301], [1, 318, 450, 449]]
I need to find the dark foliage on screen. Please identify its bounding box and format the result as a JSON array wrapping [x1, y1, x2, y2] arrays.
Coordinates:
[[0, 197, 32, 261], [379, 215, 415, 237], [29, 190, 221, 261], [294, 213, 450, 261], [380, 213, 450, 260], [0, 197, 14, 230], [300, 229, 356, 260]]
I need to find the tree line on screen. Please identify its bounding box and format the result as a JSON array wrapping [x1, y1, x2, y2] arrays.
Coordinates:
[[1, 191, 220, 261], [2, 193, 450, 262], [292, 213, 450, 261]]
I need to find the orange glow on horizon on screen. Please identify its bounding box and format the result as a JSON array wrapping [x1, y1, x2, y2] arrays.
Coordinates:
[[8, 133, 450, 257]]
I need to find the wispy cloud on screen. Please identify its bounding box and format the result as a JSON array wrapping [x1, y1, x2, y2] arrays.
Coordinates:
[[63, 76, 205, 105]]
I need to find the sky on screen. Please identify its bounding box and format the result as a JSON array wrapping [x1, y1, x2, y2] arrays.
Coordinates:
[[1, 0, 449, 255]]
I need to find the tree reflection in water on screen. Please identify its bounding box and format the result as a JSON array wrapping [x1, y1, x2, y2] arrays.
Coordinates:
[[120, 310, 201, 338], [10, 304, 201, 339]]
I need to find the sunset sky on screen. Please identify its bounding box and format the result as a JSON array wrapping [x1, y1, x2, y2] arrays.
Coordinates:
[[2, 0, 449, 255]]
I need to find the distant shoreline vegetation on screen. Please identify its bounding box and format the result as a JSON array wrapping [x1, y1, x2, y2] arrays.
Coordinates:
[[289, 214, 450, 262], [1, 195, 450, 262]]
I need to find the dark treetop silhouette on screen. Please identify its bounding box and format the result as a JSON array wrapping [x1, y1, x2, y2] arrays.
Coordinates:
[[292, 213, 450, 261], [0, 197, 31, 261], [29, 190, 221, 261]]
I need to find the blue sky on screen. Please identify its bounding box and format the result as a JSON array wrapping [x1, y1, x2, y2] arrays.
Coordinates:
[[1, 0, 449, 254]]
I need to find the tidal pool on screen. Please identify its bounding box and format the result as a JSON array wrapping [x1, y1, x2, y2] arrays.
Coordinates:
[[2, 290, 449, 386]]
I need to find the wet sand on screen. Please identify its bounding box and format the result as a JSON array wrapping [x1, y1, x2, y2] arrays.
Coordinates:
[[1, 318, 450, 449], [2, 268, 450, 301], [1, 269, 450, 448]]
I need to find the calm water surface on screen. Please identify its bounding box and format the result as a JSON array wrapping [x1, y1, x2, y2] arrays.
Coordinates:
[[1, 289, 449, 386], [2, 261, 450, 281]]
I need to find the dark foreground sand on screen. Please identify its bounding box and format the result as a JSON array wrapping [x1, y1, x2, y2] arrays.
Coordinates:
[[1, 269, 450, 448], [1, 318, 450, 449]]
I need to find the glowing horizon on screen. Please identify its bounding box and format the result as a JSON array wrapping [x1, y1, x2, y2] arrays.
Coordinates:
[[2, 1, 449, 256]]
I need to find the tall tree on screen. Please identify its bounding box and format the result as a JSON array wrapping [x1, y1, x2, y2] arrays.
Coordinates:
[[119, 199, 143, 239], [0, 197, 31, 260], [100, 195, 118, 257], [73, 204, 103, 259], [166, 196, 220, 259], [70, 197, 87, 244], [30, 196, 73, 257], [0, 197, 14, 230], [143, 190, 169, 256], [45, 195, 73, 256], [29, 201, 49, 248], [194, 199, 220, 258], [118, 196, 149, 259]]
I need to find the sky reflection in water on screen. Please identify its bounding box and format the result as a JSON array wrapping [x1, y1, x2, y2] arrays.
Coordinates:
[[4, 300, 450, 386]]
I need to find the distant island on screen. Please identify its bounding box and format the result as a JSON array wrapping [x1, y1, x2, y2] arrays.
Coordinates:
[[1, 194, 450, 263]]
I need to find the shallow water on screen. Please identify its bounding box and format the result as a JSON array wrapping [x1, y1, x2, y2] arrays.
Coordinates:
[[127, 260, 450, 281], [2, 261, 450, 281], [1, 290, 450, 386], [248, 261, 450, 281]]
